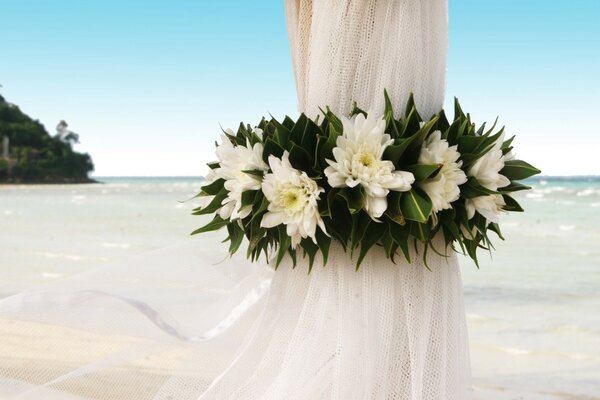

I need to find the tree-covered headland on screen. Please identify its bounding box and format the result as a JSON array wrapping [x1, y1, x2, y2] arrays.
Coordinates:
[[0, 94, 95, 183]]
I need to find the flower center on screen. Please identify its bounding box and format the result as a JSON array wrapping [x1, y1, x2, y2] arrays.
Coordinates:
[[357, 151, 376, 168], [281, 187, 305, 212]]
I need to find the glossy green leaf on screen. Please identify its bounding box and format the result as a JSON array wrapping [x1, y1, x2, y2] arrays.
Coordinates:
[[460, 177, 499, 199], [404, 164, 442, 181], [356, 222, 387, 269], [400, 188, 432, 223], [200, 178, 225, 196], [500, 160, 541, 180]]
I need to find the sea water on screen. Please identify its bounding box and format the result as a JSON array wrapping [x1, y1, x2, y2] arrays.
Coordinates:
[[0, 176, 599, 398]]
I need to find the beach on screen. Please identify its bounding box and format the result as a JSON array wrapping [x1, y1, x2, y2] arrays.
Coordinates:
[[1, 177, 599, 399]]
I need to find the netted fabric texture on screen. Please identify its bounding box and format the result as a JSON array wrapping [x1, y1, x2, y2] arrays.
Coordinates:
[[286, 0, 448, 120], [196, 241, 471, 400]]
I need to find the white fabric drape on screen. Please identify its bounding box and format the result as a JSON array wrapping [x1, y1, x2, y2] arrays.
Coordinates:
[[286, 0, 448, 120], [0, 1, 471, 399]]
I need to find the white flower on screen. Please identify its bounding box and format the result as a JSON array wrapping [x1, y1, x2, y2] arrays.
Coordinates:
[[324, 113, 414, 219], [261, 152, 327, 248], [466, 195, 506, 223], [213, 130, 268, 220], [465, 134, 510, 223], [418, 130, 467, 215]]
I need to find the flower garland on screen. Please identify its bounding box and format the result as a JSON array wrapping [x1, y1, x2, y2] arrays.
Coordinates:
[[192, 92, 540, 270]]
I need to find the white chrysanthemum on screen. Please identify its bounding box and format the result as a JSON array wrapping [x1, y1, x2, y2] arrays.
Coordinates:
[[213, 130, 268, 220], [261, 152, 327, 248], [418, 130, 467, 215], [465, 134, 510, 223], [324, 113, 414, 219]]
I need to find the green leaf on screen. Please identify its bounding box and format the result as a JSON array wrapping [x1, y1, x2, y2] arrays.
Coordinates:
[[356, 222, 387, 269], [501, 135, 515, 150], [289, 142, 312, 171], [383, 90, 400, 138], [200, 178, 225, 196], [191, 215, 229, 235], [192, 190, 227, 215], [262, 138, 285, 164], [382, 140, 410, 164], [206, 162, 220, 170], [460, 177, 500, 199], [275, 225, 292, 270], [351, 212, 372, 252], [381, 227, 394, 259], [400, 188, 432, 223], [301, 118, 320, 154], [282, 115, 296, 131], [502, 195, 524, 212], [241, 190, 257, 207], [435, 109, 451, 133], [404, 93, 421, 120], [227, 223, 244, 255], [409, 221, 431, 242], [488, 222, 505, 240], [290, 113, 308, 144], [500, 160, 541, 180], [388, 219, 410, 262], [315, 229, 331, 266], [350, 101, 368, 118], [300, 238, 319, 273], [404, 164, 442, 181], [500, 181, 532, 193], [454, 97, 466, 119], [273, 125, 291, 150], [399, 107, 422, 138], [249, 193, 269, 223], [242, 169, 264, 178], [337, 187, 365, 214]]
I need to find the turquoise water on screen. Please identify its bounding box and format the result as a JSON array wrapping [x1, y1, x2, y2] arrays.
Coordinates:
[[1, 176, 599, 398], [461, 176, 600, 397]]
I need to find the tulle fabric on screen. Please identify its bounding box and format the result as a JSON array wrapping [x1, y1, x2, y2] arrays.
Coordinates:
[[0, 0, 472, 398], [286, 0, 448, 120]]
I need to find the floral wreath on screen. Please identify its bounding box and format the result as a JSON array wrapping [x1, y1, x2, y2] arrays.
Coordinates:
[[192, 92, 540, 271]]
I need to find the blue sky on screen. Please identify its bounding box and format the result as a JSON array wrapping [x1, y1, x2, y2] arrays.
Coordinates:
[[1, 0, 598, 176]]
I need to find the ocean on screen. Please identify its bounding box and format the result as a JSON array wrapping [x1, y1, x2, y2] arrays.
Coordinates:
[[1, 176, 599, 399]]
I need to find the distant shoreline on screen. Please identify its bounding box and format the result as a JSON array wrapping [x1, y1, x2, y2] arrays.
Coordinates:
[[0, 177, 99, 185]]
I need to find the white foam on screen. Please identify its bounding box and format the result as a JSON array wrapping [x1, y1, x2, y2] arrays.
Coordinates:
[[559, 225, 575, 231], [577, 188, 598, 197]]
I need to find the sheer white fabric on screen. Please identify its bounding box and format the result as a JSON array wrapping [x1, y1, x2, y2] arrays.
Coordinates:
[[0, 0, 471, 399]]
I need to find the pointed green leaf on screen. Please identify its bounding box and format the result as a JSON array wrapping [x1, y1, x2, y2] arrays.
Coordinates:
[[460, 177, 500, 199], [356, 222, 387, 269], [275, 225, 291, 269], [400, 188, 432, 223], [191, 215, 229, 235], [262, 138, 285, 164], [500, 160, 541, 180], [404, 164, 442, 181], [315, 229, 331, 266], [502, 195, 524, 212], [200, 178, 225, 196]]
